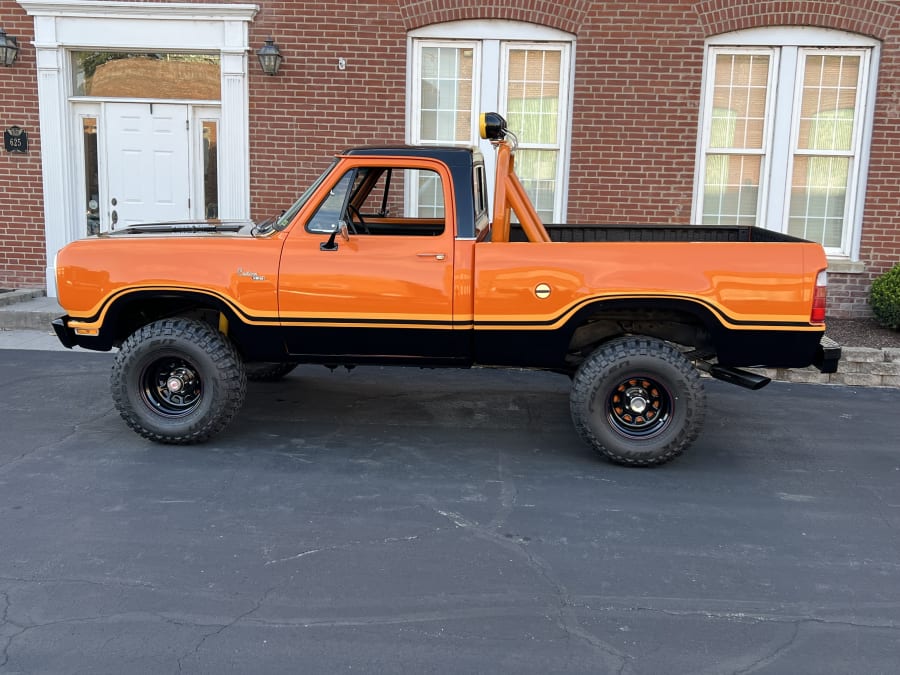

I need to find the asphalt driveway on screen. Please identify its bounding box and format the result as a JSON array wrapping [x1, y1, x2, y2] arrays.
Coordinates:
[[1, 349, 899, 674]]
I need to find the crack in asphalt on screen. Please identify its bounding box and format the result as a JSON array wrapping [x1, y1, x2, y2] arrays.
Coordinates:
[[264, 534, 422, 566], [730, 620, 801, 675], [430, 506, 632, 673], [623, 605, 900, 631], [0, 590, 17, 669], [1, 574, 896, 672], [0, 406, 115, 473], [177, 586, 278, 673], [0, 575, 156, 591], [860, 484, 900, 535], [487, 450, 518, 531]]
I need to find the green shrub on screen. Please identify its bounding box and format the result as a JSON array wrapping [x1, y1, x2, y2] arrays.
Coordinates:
[[870, 263, 900, 330]]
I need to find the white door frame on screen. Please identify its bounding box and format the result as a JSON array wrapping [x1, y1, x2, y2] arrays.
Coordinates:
[[18, 0, 258, 295]]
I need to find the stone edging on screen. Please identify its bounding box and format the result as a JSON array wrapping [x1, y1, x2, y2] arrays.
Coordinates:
[[751, 347, 900, 388]]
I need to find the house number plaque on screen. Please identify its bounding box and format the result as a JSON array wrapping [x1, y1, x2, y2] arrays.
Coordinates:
[[4, 126, 28, 154]]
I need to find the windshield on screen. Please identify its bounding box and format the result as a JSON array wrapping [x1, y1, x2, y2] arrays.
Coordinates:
[[271, 159, 339, 232]]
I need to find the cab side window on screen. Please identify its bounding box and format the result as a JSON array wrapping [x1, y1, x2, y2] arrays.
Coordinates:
[[307, 166, 446, 236]]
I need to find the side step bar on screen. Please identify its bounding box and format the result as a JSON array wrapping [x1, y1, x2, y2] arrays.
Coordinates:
[[708, 364, 771, 390]]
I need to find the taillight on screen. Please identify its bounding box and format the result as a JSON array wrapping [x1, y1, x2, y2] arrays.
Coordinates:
[[811, 270, 827, 324]]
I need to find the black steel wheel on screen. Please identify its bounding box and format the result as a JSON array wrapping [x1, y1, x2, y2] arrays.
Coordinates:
[[111, 318, 247, 444], [570, 336, 705, 466], [140, 356, 204, 417], [245, 362, 299, 382], [606, 374, 672, 439]]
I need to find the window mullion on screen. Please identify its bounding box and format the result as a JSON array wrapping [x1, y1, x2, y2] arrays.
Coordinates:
[[765, 45, 795, 233]]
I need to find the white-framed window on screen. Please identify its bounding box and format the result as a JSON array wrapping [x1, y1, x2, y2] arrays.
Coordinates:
[[693, 28, 879, 259], [408, 21, 575, 225], [411, 41, 480, 147]]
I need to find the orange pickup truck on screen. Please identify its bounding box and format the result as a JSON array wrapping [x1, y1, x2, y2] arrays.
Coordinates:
[[53, 113, 840, 466]]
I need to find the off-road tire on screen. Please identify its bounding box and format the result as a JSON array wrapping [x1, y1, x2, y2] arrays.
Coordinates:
[[245, 362, 299, 382], [111, 318, 247, 444], [570, 336, 705, 467]]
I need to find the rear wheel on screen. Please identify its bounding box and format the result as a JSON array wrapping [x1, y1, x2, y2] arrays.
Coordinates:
[[111, 318, 247, 444], [570, 336, 705, 466]]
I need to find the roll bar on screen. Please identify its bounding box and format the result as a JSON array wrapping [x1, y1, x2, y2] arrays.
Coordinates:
[[479, 112, 551, 244]]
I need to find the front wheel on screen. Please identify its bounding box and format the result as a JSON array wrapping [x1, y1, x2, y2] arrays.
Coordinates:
[[570, 336, 705, 467], [111, 318, 247, 444]]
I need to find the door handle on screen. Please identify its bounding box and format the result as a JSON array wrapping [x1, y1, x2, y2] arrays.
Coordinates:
[[111, 210, 118, 226], [416, 252, 446, 261]]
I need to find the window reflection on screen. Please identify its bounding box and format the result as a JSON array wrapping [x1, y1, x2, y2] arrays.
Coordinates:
[[202, 121, 218, 219], [72, 52, 221, 100], [82, 117, 99, 235]]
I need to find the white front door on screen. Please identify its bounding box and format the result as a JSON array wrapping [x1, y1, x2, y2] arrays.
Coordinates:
[[105, 102, 191, 228]]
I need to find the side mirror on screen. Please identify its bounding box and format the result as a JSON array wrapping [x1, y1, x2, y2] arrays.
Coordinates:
[[320, 222, 350, 251]]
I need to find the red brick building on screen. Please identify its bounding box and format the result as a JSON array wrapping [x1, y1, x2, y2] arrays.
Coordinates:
[[1, 0, 898, 317]]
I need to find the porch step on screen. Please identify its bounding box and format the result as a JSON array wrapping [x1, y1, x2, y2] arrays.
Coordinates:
[[0, 291, 63, 331]]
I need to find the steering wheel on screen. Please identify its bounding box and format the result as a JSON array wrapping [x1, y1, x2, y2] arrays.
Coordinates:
[[346, 204, 369, 234]]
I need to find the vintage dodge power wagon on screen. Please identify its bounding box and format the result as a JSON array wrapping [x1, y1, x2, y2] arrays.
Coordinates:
[[53, 113, 840, 466]]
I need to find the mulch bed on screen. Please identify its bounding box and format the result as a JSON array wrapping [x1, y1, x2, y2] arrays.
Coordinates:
[[825, 317, 900, 349]]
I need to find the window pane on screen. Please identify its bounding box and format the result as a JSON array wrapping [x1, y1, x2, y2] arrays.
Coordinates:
[[417, 170, 445, 219], [418, 46, 473, 145], [202, 121, 218, 219], [506, 49, 561, 146], [710, 53, 770, 150], [82, 117, 99, 235], [515, 149, 557, 224], [787, 155, 848, 247], [789, 51, 862, 251], [700, 50, 771, 227], [797, 54, 859, 152], [307, 172, 355, 233], [505, 47, 565, 222], [701, 154, 761, 226], [72, 52, 220, 100]]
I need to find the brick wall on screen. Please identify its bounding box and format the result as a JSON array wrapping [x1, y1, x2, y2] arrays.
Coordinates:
[[247, 1, 410, 221], [0, 0, 43, 288], [568, 2, 703, 225], [1, 0, 899, 319]]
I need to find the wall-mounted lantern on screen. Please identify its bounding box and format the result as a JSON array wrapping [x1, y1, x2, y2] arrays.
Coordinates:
[[0, 28, 19, 67], [257, 38, 282, 76]]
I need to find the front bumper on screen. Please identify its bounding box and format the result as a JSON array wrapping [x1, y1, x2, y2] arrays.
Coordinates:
[[51, 315, 111, 351], [814, 335, 841, 374], [52, 316, 76, 349]]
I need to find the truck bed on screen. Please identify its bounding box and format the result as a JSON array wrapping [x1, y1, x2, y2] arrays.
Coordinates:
[[508, 224, 808, 244]]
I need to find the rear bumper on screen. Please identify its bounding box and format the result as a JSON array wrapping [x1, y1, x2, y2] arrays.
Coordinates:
[[814, 335, 841, 374], [51, 316, 76, 349]]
